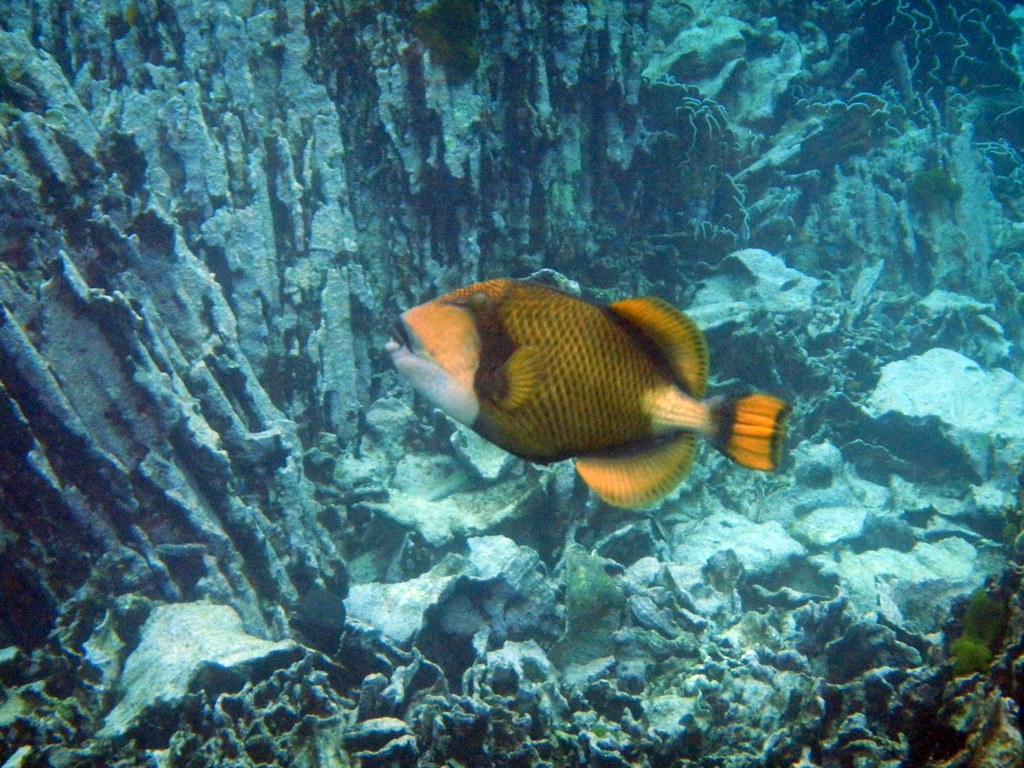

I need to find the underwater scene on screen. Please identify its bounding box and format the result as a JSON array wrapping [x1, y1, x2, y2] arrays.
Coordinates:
[[2, 0, 1024, 765]]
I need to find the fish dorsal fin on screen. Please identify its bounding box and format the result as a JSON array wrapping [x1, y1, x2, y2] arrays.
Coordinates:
[[575, 432, 697, 508], [494, 345, 546, 411], [608, 297, 709, 398]]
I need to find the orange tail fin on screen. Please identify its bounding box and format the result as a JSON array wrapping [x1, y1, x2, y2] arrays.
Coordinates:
[[710, 394, 791, 471]]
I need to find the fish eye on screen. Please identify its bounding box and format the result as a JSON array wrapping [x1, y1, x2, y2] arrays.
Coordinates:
[[468, 291, 489, 312]]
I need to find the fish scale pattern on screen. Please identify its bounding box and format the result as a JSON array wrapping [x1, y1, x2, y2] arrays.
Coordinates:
[[475, 281, 665, 461]]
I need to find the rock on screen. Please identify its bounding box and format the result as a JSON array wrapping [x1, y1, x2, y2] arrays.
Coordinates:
[[643, 16, 749, 89], [310, 266, 362, 442], [82, 611, 125, 691], [345, 536, 559, 651], [643, 12, 806, 128], [792, 506, 868, 549], [687, 249, 821, 330], [473, 639, 569, 720], [366, 474, 544, 547], [643, 691, 702, 754], [766, 440, 892, 548], [933, 688, 1024, 768], [864, 348, 1024, 484], [816, 537, 985, 632], [345, 561, 461, 646], [792, 441, 847, 490], [559, 656, 618, 690], [436, 535, 563, 652], [823, 624, 922, 683], [342, 717, 419, 766], [670, 511, 806, 582], [918, 290, 1010, 361], [99, 603, 302, 738], [364, 397, 417, 437], [0, 746, 32, 768], [450, 422, 518, 481], [390, 453, 472, 500]]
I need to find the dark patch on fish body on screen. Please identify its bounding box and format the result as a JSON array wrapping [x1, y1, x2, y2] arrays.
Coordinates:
[[468, 291, 518, 405], [603, 306, 698, 398], [709, 396, 738, 453]]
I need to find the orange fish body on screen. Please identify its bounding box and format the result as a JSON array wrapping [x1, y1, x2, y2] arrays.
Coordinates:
[[387, 279, 790, 508]]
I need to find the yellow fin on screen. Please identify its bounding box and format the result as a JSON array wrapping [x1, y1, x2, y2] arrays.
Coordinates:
[[609, 297, 709, 398], [575, 432, 697, 508], [495, 345, 546, 411], [711, 393, 791, 471]]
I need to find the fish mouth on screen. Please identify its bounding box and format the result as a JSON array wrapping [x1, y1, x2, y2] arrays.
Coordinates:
[[387, 317, 412, 351]]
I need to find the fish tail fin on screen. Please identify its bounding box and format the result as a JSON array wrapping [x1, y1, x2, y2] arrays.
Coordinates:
[[709, 393, 791, 471]]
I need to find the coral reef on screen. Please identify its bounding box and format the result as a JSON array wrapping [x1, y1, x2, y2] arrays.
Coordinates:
[[1, 0, 1024, 766]]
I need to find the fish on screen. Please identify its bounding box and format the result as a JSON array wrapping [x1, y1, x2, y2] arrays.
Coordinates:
[[386, 278, 791, 508]]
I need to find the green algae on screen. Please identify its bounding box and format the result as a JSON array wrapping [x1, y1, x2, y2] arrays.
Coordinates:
[[907, 166, 963, 212], [552, 545, 625, 666], [949, 587, 1009, 677], [414, 0, 479, 84]]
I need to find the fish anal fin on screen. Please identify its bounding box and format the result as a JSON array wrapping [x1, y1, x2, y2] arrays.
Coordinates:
[[575, 432, 697, 508], [608, 297, 709, 398], [495, 345, 546, 411], [711, 393, 791, 471]]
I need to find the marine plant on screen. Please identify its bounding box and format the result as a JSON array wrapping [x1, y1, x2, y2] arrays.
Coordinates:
[[552, 545, 625, 666], [859, 0, 1022, 105], [948, 636, 992, 678], [1000, 470, 1024, 545], [413, 0, 479, 84], [948, 586, 1009, 677], [631, 77, 747, 251], [907, 166, 963, 212]]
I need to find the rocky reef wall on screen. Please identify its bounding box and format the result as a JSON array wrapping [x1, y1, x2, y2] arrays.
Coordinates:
[[2, 0, 1024, 766]]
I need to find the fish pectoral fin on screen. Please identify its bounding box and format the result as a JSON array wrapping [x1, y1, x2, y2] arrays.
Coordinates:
[[494, 345, 546, 411], [608, 297, 709, 399], [575, 432, 697, 509]]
